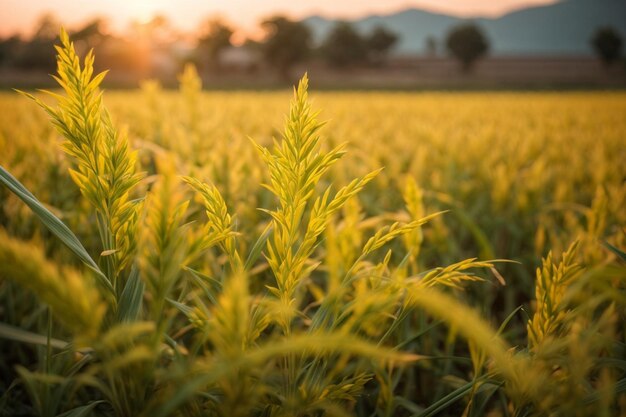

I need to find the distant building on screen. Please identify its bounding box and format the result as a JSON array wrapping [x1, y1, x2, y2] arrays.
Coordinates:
[[218, 46, 261, 71]]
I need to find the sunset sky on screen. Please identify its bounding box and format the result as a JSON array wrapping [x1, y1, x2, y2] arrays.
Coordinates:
[[1, 0, 559, 38]]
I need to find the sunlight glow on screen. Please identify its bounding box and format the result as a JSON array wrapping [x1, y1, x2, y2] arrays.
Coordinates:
[[0, 0, 559, 37]]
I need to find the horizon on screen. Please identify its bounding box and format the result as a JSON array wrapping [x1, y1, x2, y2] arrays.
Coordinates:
[[1, 0, 559, 39]]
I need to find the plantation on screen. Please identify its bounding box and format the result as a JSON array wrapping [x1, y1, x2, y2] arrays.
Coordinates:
[[0, 30, 625, 416]]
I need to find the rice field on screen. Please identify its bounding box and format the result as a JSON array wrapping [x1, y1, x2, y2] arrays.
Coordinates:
[[0, 31, 625, 417]]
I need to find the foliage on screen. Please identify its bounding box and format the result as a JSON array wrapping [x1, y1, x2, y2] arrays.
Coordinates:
[[591, 26, 623, 67], [445, 23, 489, 72], [321, 23, 398, 67], [197, 18, 234, 72], [366, 26, 398, 65], [261, 16, 312, 79], [0, 14, 110, 72], [322, 22, 368, 68], [0, 30, 624, 417], [19, 28, 144, 289], [424, 36, 437, 56]]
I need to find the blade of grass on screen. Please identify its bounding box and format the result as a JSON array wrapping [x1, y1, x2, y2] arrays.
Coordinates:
[[0, 165, 113, 298], [0, 322, 68, 350], [416, 377, 499, 417], [602, 241, 626, 262], [57, 401, 105, 417], [115, 265, 144, 323], [244, 223, 272, 270]]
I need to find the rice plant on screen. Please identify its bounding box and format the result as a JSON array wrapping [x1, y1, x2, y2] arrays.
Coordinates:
[[0, 28, 624, 417]]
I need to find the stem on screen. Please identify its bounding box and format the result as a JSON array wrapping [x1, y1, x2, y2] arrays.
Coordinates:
[[46, 307, 52, 375]]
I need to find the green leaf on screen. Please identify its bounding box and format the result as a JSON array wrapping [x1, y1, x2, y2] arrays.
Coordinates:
[[496, 305, 523, 337], [415, 377, 492, 417], [166, 299, 196, 317], [57, 401, 105, 417], [0, 165, 113, 298], [116, 265, 144, 323], [603, 241, 626, 262], [184, 266, 222, 305], [584, 377, 626, 405], [0, 322, 68, 350], [244, 223, 273, 271], [394, 396, 423, 414], [470, 381, 505, 417]]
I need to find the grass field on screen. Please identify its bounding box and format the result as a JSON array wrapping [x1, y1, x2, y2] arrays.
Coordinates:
[[0, 33, 625, 417]]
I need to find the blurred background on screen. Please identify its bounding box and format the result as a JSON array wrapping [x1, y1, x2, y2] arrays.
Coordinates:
[[0, 0, 625, 89]]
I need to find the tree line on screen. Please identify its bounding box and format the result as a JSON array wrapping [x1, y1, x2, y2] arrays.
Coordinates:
[[0, 14, 399, 78], [0, 13, 623, 81], [200, 19, 624, 75]]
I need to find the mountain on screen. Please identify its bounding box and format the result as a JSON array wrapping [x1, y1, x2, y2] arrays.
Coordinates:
[[303, 0, 626, 56]]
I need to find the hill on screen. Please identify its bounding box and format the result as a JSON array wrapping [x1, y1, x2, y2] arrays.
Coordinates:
[[303, 0, 626, 55]]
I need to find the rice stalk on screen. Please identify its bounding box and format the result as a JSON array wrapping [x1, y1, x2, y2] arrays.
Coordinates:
[[0, 228, 104, 340], [19, 28, 144, 288]]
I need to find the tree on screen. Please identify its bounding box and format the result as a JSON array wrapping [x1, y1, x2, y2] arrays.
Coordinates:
[[0, 36, 22, 67], [366, 26, 398, 65], [261, 16, 311, 79], [14, 13, 60, 70], [591, 27, 623, 67], [197, 18, 233, 72], [445, 23, 489, 72], [322, 22, 367, 68], [73, 18, 108, 46], [425, 36, 437, 57], [33, 13, 60, 41]]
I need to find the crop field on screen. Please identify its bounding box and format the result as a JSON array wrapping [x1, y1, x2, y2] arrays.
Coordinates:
[[0, 32, 625, 417]]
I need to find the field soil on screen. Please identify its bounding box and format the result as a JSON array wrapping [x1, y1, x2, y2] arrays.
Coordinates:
[[2, 56, 625, 90]]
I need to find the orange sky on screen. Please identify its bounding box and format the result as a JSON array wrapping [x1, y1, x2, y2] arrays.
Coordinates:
[[1, 0, 558, 38]]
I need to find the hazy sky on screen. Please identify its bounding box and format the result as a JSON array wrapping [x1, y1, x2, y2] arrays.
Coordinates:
[[1, 0, 559, 37]]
